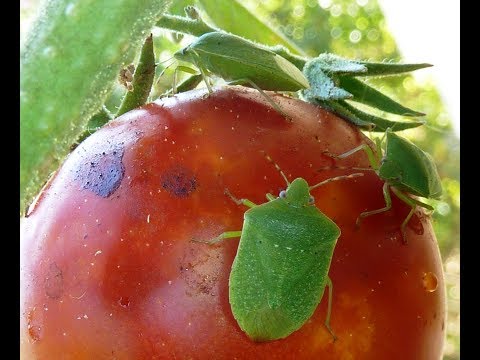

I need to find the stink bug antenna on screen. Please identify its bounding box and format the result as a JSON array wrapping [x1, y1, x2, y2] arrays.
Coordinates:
[[155, 60, 176, 87], [156, 55, 175, 66], [261, 151, 290, 186], [309, 173, 364, 191]]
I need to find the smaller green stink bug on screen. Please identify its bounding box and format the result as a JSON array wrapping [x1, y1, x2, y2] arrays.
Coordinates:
[[173, 31, 309, 116], [208, 154, 363, 342], [326, 128, 442, 242]]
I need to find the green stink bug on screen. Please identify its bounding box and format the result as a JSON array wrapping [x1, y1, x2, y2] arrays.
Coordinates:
[[174, 31, 309, 92], [208, 154, 363, 341], [173, 31, 309, 116], [326, 128, 442, 242]]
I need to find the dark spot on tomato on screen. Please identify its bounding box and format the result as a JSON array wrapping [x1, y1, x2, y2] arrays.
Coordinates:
[[161, 166, 197, 198], [45, 262, 63, 299], [75, 146, 125, 198], [27, 307, 43, 342]]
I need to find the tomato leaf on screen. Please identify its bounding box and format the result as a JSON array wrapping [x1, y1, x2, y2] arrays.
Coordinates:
[[20, 0, 170, 213], [318, 99, 426, 132], [197, 0, 305, 56], [338, 77, 425, 117], [353, 61, 432, 76]]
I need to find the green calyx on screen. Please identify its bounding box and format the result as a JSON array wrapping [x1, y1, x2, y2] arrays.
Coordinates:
[[301, 54, 432, 132], [156, 9, 430, 133]]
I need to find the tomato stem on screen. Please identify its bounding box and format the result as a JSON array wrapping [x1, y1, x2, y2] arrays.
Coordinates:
[[156, 14, 218, 37], [116, 34, 156, 117]]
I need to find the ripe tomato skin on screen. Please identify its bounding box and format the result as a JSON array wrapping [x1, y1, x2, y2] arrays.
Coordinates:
[[20, 87, 445, 359]]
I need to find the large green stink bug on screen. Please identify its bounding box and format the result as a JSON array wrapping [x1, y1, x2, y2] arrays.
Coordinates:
[[174, 31, 309, 92], [209, 155, 363, 341], [173, 31, 309, 117], [329, 128, 442, 241]]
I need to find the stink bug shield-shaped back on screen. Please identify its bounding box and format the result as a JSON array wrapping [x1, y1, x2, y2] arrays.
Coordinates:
[[208, 155, 363, 342]]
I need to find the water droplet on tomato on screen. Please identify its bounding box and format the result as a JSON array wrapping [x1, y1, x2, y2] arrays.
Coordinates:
[[422, 272, 438, 292]]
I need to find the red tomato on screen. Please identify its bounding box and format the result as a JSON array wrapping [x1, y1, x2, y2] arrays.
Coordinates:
[[20, 86, 445, 359]]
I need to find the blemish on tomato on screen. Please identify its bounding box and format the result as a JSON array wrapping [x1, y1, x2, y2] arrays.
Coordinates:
[[45, 262, 63, 299], [75, 145, 125, 198], [161, 165, 197, 198], [27, 307, 42, 342]]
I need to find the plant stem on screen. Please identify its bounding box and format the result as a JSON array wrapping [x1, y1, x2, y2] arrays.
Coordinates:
[[156, 14, 217, 37], [116, 34, 156, 117]]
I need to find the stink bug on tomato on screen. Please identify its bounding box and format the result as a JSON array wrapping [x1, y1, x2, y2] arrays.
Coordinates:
[[207, 154, 363, 341], [327, 128, 442, 242], [173, 31, 309, 92], [173, 31, 309, 117]]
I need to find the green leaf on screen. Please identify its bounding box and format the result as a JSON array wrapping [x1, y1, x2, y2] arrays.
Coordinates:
[[197, 0, 305, 55], [338, 77, 425, 116], [354, 61, 432, 76], [317, 100, 373, 129], [322, 100, 426, 132], [20, 0, 171, 213]]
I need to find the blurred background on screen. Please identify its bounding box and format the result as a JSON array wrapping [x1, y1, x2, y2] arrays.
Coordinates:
[[21, 0, 460, 358]]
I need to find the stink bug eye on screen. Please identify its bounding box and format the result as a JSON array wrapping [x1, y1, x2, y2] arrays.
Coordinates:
[[308, 195, 315, 205], [279, 190, 287, 199]]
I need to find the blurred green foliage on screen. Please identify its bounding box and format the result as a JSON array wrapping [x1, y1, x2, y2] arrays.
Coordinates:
[[21, 0, 459, 358]]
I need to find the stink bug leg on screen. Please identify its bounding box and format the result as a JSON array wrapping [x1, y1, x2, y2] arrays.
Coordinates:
[[228, 78, 291, 120], [207, 231, 243, 245], [356, 182, 392, 227], [325, 277, 337, 341], [224, 188, 258, 208]]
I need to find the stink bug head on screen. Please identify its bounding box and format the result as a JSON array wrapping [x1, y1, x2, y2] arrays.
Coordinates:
[[173, 45, 194, 63], [282, 178, 313, 207]]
